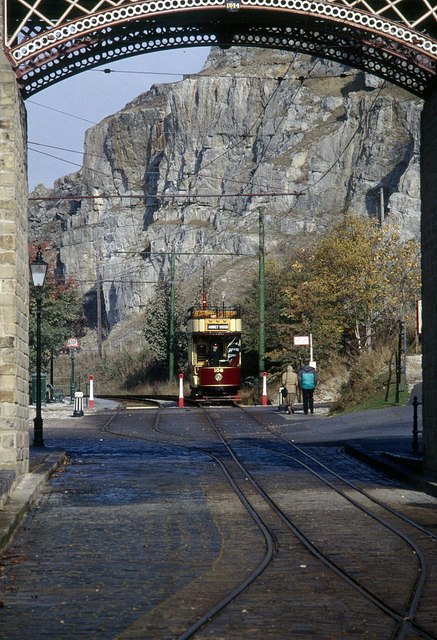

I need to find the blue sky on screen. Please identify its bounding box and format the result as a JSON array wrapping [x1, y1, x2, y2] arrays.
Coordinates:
[[26, 47, 210, 191]]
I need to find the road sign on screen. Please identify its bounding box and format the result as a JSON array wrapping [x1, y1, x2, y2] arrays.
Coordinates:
[[66, 337, 80, 349], [294, 336, 310, 346]]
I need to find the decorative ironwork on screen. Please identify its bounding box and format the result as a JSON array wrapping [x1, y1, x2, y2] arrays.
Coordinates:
[[3, 0, 437, 97]]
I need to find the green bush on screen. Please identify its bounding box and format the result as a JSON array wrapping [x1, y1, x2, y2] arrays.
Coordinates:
[[330, 347, 407, 413]]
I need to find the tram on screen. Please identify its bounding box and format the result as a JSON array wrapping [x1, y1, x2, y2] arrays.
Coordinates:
[[187, 293, 242, 400]]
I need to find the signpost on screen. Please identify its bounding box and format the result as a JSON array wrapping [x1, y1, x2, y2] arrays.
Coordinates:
[[66, 338, 80, 401], [294, 334, 316, 368]]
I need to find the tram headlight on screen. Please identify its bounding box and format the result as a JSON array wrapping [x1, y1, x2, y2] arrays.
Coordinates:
[[214, 373, 223, 382]]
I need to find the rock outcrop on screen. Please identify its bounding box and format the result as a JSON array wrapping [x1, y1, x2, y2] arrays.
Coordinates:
[[28, 47, 422, 338]]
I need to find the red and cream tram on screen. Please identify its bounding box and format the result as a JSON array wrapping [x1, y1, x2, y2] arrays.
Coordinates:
[[187, 294, 242, 399]]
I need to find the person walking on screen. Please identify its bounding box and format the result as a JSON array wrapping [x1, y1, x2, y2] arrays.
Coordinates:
[[281, 365, 298, 414], [298, 363, 318, 414]]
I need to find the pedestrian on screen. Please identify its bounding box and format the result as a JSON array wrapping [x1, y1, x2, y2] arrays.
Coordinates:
[[298, 363, 318, 414], [281, 364, 298, 414]]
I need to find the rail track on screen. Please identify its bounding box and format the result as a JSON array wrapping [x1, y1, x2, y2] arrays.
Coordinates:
[[101, 400, 437, 639]]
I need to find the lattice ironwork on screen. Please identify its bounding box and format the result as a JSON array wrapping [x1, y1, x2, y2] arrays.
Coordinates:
[[3, 0, 437, 97]]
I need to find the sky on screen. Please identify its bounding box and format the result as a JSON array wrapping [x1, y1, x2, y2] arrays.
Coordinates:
[[26, 47, 211, 191]]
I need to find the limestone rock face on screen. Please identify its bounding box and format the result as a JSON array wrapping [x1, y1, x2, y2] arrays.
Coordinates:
[[28, 47, 422, 333]]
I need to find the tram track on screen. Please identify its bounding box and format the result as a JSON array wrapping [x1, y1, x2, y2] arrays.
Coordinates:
[[101, 401, 437, 639], [198, 406, 436, 640], [102, 403, 279, 639]]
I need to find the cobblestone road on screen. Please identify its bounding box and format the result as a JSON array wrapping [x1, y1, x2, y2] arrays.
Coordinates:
[[0, 405, 436, 639]]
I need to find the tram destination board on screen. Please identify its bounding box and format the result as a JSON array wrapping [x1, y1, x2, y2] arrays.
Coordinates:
[[207, 323, 228, 331]]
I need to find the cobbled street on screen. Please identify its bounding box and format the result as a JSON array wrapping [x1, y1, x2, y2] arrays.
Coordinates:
[[0, 403, 436, 640]]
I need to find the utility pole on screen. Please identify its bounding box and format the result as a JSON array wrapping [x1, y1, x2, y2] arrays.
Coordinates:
[[96, 252, 103, 359], [259, 208, 265, 378], [168, 246, 175, 382], [379, 187, 385, 225], [395, 319, 405, 402]]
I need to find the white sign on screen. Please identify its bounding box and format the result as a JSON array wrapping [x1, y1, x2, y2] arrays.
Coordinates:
[[66, 337, 80, 349], [294, 336, 310, 346]]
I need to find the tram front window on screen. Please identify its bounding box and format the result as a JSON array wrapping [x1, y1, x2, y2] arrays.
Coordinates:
[[197, 344, 207, 361], [208, 342, 222, 366]]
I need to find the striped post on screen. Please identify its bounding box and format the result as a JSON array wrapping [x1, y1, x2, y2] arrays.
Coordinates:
[[89, 374, 95, 409], [262, 371, 268, 405], [179, 373, 184, 408]]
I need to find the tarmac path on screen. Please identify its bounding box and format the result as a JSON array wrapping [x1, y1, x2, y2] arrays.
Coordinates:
[[0, 403, 436, 639]]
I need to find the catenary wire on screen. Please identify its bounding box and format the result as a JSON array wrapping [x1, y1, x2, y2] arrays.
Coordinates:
[[28, 65, 397, 268]]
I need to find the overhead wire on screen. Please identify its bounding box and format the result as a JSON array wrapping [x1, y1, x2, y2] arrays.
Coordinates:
[[27, 142, 303, 195], [29, 58, 394, 283], [297, 78, 388, 194], [90, 66, 356, 82], [27, 58, 303, 290], [27, 100, 98, 124], [29, 52, 308, 255], [27, 66, 357, 197], [200, 54, 318, 239]]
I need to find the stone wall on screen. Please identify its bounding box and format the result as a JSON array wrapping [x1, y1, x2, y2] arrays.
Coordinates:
[[0, 6, 30, 486], [421, 88, 437, 476]]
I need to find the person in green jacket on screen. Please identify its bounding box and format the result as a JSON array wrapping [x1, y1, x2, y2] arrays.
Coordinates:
[[298, 364, 318, 414]]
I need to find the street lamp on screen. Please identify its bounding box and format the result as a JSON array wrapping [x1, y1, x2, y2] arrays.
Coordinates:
[[30, 246, 48, 447]]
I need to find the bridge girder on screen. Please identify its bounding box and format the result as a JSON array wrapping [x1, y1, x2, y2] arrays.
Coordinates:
[[3, 0, 437, 97]]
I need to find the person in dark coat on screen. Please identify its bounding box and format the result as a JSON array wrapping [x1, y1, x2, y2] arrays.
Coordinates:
[[298, 364, 318, 414], [208, 343, 221, 366]]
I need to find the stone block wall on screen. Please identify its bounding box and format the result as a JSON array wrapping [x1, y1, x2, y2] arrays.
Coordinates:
[[0, 10, 30, 483], [421, 88, 437, 477]]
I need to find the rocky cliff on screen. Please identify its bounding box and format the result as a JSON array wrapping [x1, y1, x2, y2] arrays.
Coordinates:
[[28, 47, 422, 342]]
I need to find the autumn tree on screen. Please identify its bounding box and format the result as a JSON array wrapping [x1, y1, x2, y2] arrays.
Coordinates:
[[143, 281, 187, 378], [284, 215, 421, 362], [242, 215, 421, 373], [29, 244, 85, 371], [241, 254, 311, 374]]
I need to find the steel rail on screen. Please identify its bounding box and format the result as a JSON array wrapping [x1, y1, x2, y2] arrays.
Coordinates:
[[101, 401, 277, 640], [262, 445, 429, 640], [203, 406, 437, 640], [244, 407, 437, 542], [100, 401, 437, 639]]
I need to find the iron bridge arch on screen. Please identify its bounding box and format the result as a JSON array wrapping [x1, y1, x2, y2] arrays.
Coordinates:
[[3, 0, 437, 99]]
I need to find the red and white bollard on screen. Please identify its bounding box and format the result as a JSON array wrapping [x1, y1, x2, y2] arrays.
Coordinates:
[[178, 373, 184, 408], [262, 371, 268, 405], [89, 374, 95, 409]]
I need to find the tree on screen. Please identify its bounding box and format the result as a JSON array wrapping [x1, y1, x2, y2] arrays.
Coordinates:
[[283, 215, 421, 363], [29, 243, 85, 371], [242, 214, 421, 373], [143, 281, 187, 378], [241, 256, 305, 374]]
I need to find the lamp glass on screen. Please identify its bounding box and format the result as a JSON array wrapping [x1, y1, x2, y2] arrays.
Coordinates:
[[30, 248, 48, 288], [31, 262, 48, 287]]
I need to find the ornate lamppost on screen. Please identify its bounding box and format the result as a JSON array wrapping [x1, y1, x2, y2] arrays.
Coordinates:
[[30, 246, 48, 447]]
